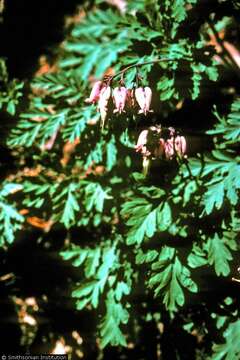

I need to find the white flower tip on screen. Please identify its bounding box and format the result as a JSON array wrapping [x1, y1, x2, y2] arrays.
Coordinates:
[[85, 98, 92, 103]]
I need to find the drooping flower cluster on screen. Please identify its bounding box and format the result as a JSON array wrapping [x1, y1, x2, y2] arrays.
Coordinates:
[[85, 80, 153, 128], [135, 125, 187, 160], [85, 80, 187, 177]]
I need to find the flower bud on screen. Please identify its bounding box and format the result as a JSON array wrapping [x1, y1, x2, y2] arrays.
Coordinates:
[[113, 86, 127, 114], [85, 81, 102, 104]]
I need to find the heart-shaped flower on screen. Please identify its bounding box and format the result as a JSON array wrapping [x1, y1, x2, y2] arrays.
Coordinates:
[[174, 135, 187, 158], [85, 81, 103, 104], [135, 87, 153, 115], [98, 86, 111, 129], [113, 86, 128, 114], [135, 129, 150, 157]]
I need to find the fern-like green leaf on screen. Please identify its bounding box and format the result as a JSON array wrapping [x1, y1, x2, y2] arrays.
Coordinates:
[[205, 233, 233, 277], [99, 290, 129, 348], [149, 248, 197, 312], [121, 197, 171, 245], [211, 319, 240, 360]]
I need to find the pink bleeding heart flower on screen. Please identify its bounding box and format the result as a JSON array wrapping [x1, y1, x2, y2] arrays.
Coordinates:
[[98, 86, 111, 129], [135, 87, 153, 115], [168, 127, 176, 137], [108, 0, 127, 14], [85, 81, 103, 104], [174, 135, 187, 158], [135, 129, 151, 157], [113, 86, 128, 114], [164, 128, 187, 159], [143, 87, 153, 114], [164, 138, 175, 160], [164, 128, 176, 159], [135, 87, 146, 113]]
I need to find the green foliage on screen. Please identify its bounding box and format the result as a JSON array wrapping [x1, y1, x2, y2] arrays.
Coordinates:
[[100, 289, 129, 348], [0, 58, 23, 115], [84, 182, 111, 213], [106, 135, 117, 171], [23, 182, 51, 209], [206, 233, 233, 276], [61, 243, 117, 308], [63, 9, 131, 80], [170, 0, 197, 38], [197, 150, 240, 214], [23, 179, 111, 229], [121, 194, 172, 245], [149, 247, 197, 313], [84, 134, 118, 171], [174, 100, 240, 221], [211, 320, 240, 360], [63, 7, 164, 81], [60, 242, 131, 347], [0, 183, 24, 247], [53, 182, 80, 229], [8, 73, 100, 148], [209, 99, 240, 144], [188, 232, 235, 277], [8, 109, 67, 148]]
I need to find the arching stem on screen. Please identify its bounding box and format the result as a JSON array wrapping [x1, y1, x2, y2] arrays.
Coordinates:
[[107, 57, 191, 84]]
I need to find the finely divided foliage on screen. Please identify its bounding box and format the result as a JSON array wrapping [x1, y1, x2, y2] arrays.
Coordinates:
[[2, 0, 240, 356], [0, 183, 24, 247]]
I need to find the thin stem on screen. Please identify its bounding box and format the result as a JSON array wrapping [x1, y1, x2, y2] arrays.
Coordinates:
[[108, 57, 189, 83], [183, 158, 194, 179]]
